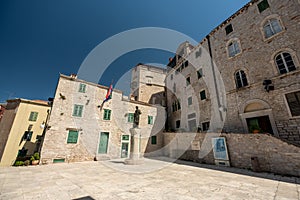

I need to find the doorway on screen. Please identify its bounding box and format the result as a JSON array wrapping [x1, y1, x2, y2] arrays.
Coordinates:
[[98, 132, 109, 154], [246, 116, 273, 134], [121, 135, 130, 158]]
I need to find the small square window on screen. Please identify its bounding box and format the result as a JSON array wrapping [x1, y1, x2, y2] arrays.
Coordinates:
[[186, 77, 191, 86], [73, 105, 83, 117], [188, 97, 193, 106], [148, 116, 153, 125], [29, 112, 38, 121], [151, 136, 157, 145], [79, 83, 86, 93], [176, 120, 180, 128], [128, 113, 134, 122], [197, 69, 203, 79], [67, 130, 78, 144], [225, 24, 233, 35], [258, 0, 269, 13], [200, 90, 206, 100], [103, 109, 111, 120], [122, 135, 130, 141]]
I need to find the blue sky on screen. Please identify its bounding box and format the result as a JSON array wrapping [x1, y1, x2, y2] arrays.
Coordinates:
[[0, 0, 249, 102]]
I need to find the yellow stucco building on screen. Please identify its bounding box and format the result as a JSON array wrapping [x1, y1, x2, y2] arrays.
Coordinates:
[[0, 99, 50, 166]]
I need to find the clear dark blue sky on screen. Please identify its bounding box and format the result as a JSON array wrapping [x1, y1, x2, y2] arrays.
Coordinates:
[[0, 0, 249, 102]]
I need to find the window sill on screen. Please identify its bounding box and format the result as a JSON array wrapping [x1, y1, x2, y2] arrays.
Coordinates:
[[263, 29, 286, 43]]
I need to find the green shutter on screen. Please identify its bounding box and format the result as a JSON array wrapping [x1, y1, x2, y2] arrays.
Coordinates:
[[148, 116, 153, 125], [53, 158, 65, 163], [151, 136, 157, 145], [29, 112, 38, 121], [79, 83, 86, 93], [73, 105, 83, 117], [122, 135, 130, 141], [103, 109, 111, 120], [128, 113, 134, 122], [67, 130, 78, 144], [258, 0, 269, 13]]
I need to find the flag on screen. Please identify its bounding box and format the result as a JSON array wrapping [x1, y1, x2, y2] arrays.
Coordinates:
[[98, 84, 113, 110], [103, 84, 113, 103]]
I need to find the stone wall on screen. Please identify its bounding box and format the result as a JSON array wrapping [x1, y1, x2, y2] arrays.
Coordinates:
[[163, 132, 300, 177]]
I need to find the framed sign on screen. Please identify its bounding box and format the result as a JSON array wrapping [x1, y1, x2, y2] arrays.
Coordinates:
[[212, 137, 229, 161]]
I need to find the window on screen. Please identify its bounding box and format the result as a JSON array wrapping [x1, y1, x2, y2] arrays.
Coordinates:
[[128, 113, 134, 122], [184, 61, 189, 67], [73, 105, 83, 117], [79, 83, 86, 93], [23, 131, 33, 141], [122, 135, 130, 141], [188, 97, 193, 105], [186, 76, 191, 86], [148, 116, 153, 125], [200, 90, 206, 100], [170, 74, 173, 80], [286, 91, 300, 117], [197, 69, 203, 79], [258, 0, 269, 13], [67, 130, 79, 144], [228, 41, 241, 57], [29, 112, 38, 121], [275, 52, 296, 74], [202, 122, 210, 131], [225, 24, 233, 35], [263, 19, 282, 39], [235, 70, 248, 88], [151, 136, 157, 145], [103, 109, 111, 120], [173, 83, 176, 93], [172, 100, 181, 112], [176, 120, 180, 129]]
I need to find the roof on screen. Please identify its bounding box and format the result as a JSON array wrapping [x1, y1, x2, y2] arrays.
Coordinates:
[[6, 98, 50, 107]]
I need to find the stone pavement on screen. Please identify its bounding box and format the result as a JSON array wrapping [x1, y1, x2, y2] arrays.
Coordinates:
[[0, 157, 299, 200]]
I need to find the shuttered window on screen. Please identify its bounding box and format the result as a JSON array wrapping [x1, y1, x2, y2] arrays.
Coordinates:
[[79, 83, 86, 93], [29, 112, 38, 121], [151, 136, 157, 145], [73, 105, 83, 117], [67, 130, 79, 144], [128, 113, 134, 122], [286, 91, 300, 117], [148, 116, 153, 125], [103, 109, 111, 120], [258, 0, 269, 13]]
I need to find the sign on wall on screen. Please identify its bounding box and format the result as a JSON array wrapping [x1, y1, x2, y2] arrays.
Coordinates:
[[212, 137, 230, 166]]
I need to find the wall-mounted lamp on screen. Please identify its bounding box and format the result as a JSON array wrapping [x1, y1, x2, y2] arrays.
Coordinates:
[[263, 80, 274, 92]]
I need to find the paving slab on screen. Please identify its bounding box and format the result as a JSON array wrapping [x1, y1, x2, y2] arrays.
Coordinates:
[[0, 157, 299, 200]]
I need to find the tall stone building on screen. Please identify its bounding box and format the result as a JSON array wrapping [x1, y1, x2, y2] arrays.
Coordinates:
[[166, 0, 300, 145], [40, 74, 165, 164], [131, 63, 167, 106]]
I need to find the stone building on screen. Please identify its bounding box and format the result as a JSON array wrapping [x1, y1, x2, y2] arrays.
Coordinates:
[[40, 74, 164, 164], [131, 63, 167, 106], [0, 99, 50, 166], [166, 0, 300, 145]]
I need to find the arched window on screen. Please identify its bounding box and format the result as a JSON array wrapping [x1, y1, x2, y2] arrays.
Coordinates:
[[228, 41, 241, 58], [263, 18, 282, 38], [275, 52, 296, 74], [235, 70, 248, 88]]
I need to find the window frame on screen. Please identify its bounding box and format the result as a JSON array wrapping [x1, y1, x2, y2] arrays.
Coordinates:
[[29, 111, 38, 121], [200, 90, 206, 101], [103, 109, 111, 120], [78, 83, 86, 93], [263, 18, 283, 39], [67, 130, 79, 144], [228, 40, 241, 58], [275, 52, 296, 74], [128, 113, 134, 123], [73, 104, 84, 117], [284, 90, 300, 118], [235, 70, 249, 89]]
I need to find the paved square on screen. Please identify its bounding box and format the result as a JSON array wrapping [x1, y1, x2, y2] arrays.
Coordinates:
[[0, 158, 299, 200]]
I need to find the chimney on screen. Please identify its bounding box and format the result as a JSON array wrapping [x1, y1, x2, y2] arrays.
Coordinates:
[[70, 74, 77, 79]]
